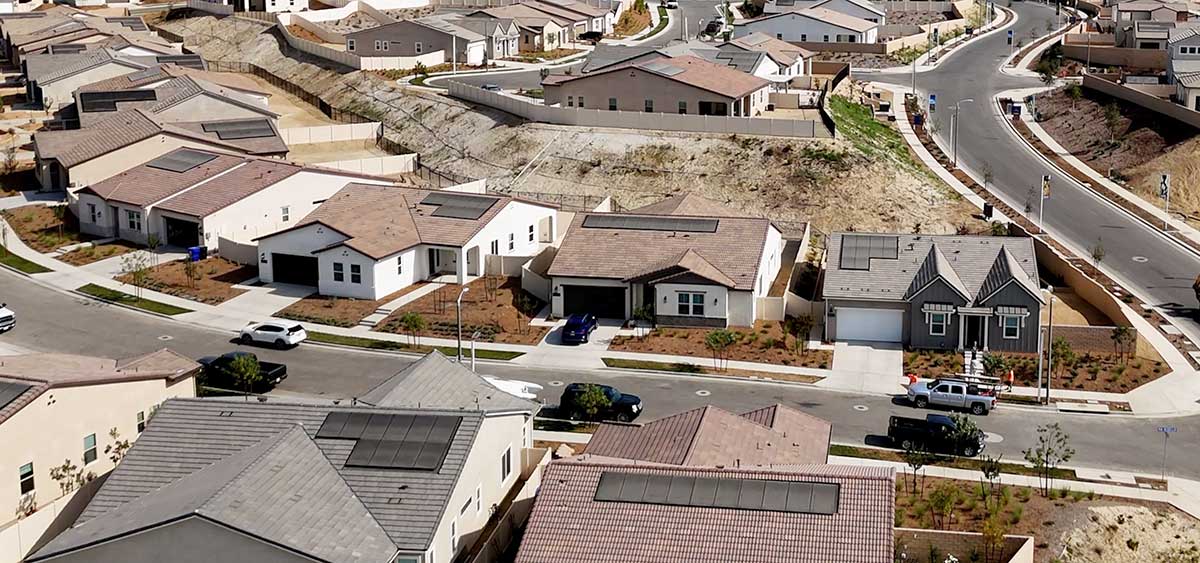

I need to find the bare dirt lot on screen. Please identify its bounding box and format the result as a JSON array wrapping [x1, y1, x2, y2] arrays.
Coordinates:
[[163, 16, 983, 235], [116, 257, 258, 305]]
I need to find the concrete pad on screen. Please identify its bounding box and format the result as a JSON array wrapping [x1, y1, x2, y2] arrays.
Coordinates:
[[1074, 468, 1139, 485], [1056, 401, 1111, 414], [832, 341, 903, 377], [221, 283, 316, 319]]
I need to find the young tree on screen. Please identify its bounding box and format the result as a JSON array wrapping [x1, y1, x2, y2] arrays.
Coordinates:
[[413, 61, 428, 78], [1103, 103, 1122, 143], [704, 329, 735, 371], [1051, 336, 1075, 378], [632, 304, 654, 340], [1090, 237, 1105, 273], [104, 427, 132, 465], [901, 442, 933, 495], [928, 481, 960, 530], [146, 233, 161, 268], [783, 315, 815, 356], [51, 205, 66, 240], [573, 383, 611, 420], [1066, 84, 1082, 110], [979, 454, 1003, 513], [1110, 325, 1134, 362], [981, 514, 1009, 563], [1022, 422, 1075, 495], [228, 353, 262, 401], [120, 251, 152, 299], [397, 311, 427, 346]]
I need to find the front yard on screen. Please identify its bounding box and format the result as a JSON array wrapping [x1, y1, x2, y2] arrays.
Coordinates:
[[1, 204, 91, 253], [115, 257, 258, 305], [503, 49, 583, 63], [275, 284, 428, 328], [904, 345, 1167, 394], [59, 241, 139, 266], [376, 277, 548, 345], [609, 320, 832, 369]]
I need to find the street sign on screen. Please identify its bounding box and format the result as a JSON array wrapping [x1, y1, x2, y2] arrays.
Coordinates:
[[1160, 173, 1171, 200], [929, 93, 937, 112], [1011, 104, 1021, 118], [1041, 174, 1051, 200], [1159, 425, 1176, 480], [1158, 426, 1177, 433], [1007, 29, 1013, 45]]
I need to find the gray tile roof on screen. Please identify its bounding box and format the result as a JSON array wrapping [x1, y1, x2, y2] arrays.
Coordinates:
[[29, 48, 146, 85], [360, 350, 541, 413], [904, 243, 971, 301], [579, 44, 660, 73], [34, 398, 485, 558], [823, 233, 1040, 303]]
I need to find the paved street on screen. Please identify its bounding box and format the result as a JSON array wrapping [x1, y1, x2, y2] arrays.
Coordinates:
[[860, 1, 1200, 339], [4, 271, 1199, 478]]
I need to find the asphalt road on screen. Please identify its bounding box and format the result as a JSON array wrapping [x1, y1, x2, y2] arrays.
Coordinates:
[[4, 271, 1199, 478], [860, 1, 1200, 338]]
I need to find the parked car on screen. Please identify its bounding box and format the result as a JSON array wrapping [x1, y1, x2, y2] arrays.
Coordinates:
[[198, 351, 288, 393], [907, 377, 997, 415], [239, 321, 307, 348], [579, 30, 604, 43], [0, 303, 14, 332], [664, 0, 678, 8], [559, 383, 642, 422], [887, 414, 985, 457], [481, 84, 502, 91], [561, 313, 598, 344]]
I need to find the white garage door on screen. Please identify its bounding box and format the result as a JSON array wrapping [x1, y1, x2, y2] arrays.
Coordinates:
[[837, 308, 903, 342]]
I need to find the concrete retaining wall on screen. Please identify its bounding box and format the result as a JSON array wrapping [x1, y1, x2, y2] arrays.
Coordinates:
[[279, 122, 381, 144], [1063, 45, 1166, 68], [314, 154, 418, 175], [895, 528, 1034, 563], [1082, 72, 1200, 129]]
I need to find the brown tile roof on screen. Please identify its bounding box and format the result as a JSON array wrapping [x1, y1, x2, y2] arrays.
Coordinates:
[[0, 349, 198, 427], [473, 5, 575, 27], [155, 159, 304, 218], [78, 64, 269, 96], [538, 0, 608, 17], [798, 7, 878, 31], [725, 32, 814, 66], [265, 183, 552, 259], [81, 152, 245, 207], [587, 404, 830, 466], [625, 248, 738, 287], [562, 55, 769, 99], [547, 211, 773, 290], [170, 118, 288, 155], [630, 193, 749, 217], [515, 458, 895, 563]]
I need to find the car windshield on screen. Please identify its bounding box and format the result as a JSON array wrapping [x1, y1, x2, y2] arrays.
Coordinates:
[[604, 387, 619, 401], [565, 315, 587, 328]]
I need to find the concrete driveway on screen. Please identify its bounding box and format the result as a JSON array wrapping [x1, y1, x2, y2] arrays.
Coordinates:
[[822, 341, 905, 395], [515, 318, 623, 368]]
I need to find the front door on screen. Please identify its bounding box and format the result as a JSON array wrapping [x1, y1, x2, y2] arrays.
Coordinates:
[[964, 316, 983, 350]]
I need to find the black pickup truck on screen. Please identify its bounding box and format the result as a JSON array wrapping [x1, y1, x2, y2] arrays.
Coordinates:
[[887, 414, 985, 457], [198, 351, 287, 394]]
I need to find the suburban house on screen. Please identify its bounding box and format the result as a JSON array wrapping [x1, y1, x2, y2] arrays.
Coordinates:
[[21, 50, 200, 110], [4, 15, 165, 64], [733, 8, 880, 44], [542, 55, 772, 116], [822, 233, 1044, 352], [587, 404, 832, 466], [69, 70, 276, 128], [438, 16, 521, 60], [26, 392, 545, 563], [762, 0, 886, 22], [515, 457, 896, 563], [0, 350, 199, 563], [1114, 0, 1200, 44], [545, 194, 789, 326], [1169, 24, 1200, 108], [254, 183, 557, 299], [721, 32, 813, 77], [468, 5, 575, 50], [32, 108, 288, 191], [73, 147, 391, 250], [346, 18, 487, 66], [532, 0, 613, 34]]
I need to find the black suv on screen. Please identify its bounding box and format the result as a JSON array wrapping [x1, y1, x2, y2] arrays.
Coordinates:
[[887, 414, 986, 457], [559, 383, 643, 422]]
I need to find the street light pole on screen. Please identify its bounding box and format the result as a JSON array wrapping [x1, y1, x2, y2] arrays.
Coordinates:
[[952, 98, 973, 168], [1045, 292, 1055, 404], [456, 287, 470, 363], [470, 330, 482, 372]]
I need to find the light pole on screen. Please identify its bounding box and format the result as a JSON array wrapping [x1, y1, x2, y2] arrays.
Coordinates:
[[1044, 290, 1055, 404], [952, 98, 973, 168], [470, 330, 482, 372], [456, 287, 470, 363]]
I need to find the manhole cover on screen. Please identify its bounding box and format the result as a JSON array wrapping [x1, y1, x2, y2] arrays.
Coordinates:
[[157, 335, 173, 341], [547, 380, 565, 387], [695, 390, 711, 397], [853, 405, 869, 412], [984, 432, 1004, 444], [1132, 256, 1149, 263]]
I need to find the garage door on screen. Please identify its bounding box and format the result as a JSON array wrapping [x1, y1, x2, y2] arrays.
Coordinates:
[[271, 253, 319, 286], [562, 285, 625, 319], [164, 217, 200, 248], [836, 308, 903, 342]]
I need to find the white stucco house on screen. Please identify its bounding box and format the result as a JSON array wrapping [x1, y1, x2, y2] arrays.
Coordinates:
[[763, 0, 886, 23], [545, 194, 794, 327], [74, 147, 392, 251], [1169, 24, 1200, 109], [254, 183, 558, 299], [733, 7, 880, 44]]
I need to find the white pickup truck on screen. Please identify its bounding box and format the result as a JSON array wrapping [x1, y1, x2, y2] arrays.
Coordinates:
[[0, 303, 14, 332], [907, 377, 996, 415]]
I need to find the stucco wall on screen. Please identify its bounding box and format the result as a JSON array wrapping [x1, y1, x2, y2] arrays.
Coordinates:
[[257, 222, 348, 284], [551, 66, 760, 115], [754, 225, 784, 297], [37, 63, 142, 108], [653, 282, 729, 321], [734, 12, 878, 43]]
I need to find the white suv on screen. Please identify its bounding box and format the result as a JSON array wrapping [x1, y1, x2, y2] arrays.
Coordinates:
[[239, 321, 307, 349], [0, 303, 14, 332]]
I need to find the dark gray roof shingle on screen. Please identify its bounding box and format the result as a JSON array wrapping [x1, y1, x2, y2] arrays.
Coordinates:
[[360, 350, 541, 413]]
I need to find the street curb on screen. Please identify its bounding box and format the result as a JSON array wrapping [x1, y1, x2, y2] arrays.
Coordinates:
[[599, 365, 824, 388], [299, 337, 524, 364], [68, 288, 178, 321]]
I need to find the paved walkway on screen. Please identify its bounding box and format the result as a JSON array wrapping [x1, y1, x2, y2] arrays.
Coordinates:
[[358, 283, 444, 328]]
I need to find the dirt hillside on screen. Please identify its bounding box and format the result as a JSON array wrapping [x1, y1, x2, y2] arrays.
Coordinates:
[[161, 16, 981, 233]]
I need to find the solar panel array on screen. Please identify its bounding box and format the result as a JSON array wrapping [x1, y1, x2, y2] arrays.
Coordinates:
[[79, 89, 156, 113], [420, 192, 499, 220], [145, 149, 218, 173], [594, 471, 840, 515], [582, 214, 719, 233], [838, 234, 898, 270], [201, 119, 275, 140], [107, 16, 148, 31], [155, 54, 205, 70], [317, 412, 462, 471], [641, 60, 685, 76], [0, 380, 31, 411]]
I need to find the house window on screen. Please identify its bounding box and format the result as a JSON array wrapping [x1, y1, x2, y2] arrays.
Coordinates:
[[460, 497, 472, 515], [350, 264, 361, 284], [347, 39, 356, 51], [136, 411, 146, 433], [644, 99, 653, 112], [823, 35, 830, 42], [508, 233, 514, 251], [415, 41, 423, 54], [578, 96, 584, 108], [397, 256, 403, 275], [382, 40, 389, 51], [333, 262, 344, 282], [929, 312, 948, 336], [501, 447, 512, 481], [1002, 316, 1021, 339], [608, 97, 617, 110], [801, 34, 807, 41], [374, 40, 382, 50], [88, 203, 97, 223], [281, 206, 290, 222], [19, 463, 33, 495], [83, 433, 97, 465], [528, 224, 535, 242], [450, 519, 458, 554], [677, 292, 704, 316], [678, 100, 687, 114], [126, 210, 141, 231], [777, 33, 783, 39], [567, 95, 574, 107], [491, 240, 499, 254]]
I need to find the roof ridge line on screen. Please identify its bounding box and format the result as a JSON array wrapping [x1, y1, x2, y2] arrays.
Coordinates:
[[195, 424, 304, 513]]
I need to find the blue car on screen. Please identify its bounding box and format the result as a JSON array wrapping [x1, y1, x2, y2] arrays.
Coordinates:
[[561, 313, 598, 344]]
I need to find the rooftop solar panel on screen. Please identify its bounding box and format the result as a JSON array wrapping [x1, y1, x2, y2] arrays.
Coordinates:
[[155, 54, 204, 70], [108, 16, 148, 31], [367, 438, 402, 466], [713, 478, 741, 508], [0, 380, 31, 411], [594, 472, 840, 515], [345, 439, 379, 466], [316, 411, 350, 438], [201, 119, 276, 140], [582, 214, 720, 233], [421, 192, 498, 220], [144, 149, 218, 173], [839, 233, 898, 270], [360, 413, 392, 440], [79, 89, 156, 112], [321, 412, 463, 471]]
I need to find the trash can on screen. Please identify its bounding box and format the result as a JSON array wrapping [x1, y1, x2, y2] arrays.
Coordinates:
[[913, 114, 924, 127], [187, 246, 205, 262]]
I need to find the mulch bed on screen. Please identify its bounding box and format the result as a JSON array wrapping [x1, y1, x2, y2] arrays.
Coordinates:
[[610, 320, 832, 369], [276, 284, 427, 328], [375, 277, 548, 345], [904, 348, 1167, 393], [116, 257, 258, 305], [1, 204, 93, 253], [59, 241, 139, 266]]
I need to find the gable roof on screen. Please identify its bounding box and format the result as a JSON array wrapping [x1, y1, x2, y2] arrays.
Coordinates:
[[359, 350, 541, 413], [624, 248, 739, 287], [80, 151, 246, 207], [538, 0, 609, 17], [33, 398, 486, 557], [1168, 22, 1200, 43], [976, 246, 1044, 304], [738, 7, 878, 32], [153, 158, 304, 218], [813, 0, 885, 16], [586, 404, 831, 466], [470, 4, 578, 27], [630, 193, 750, 217], [903, 243, 972, 302], [579, 44, 662, 73], [554, 54, 770, 99], [28, 48, 146, 85], [75, 73, 275, 129], [823, 233, 1040, 304], [723, 32, 814, 66], [515, 458, 895, 563], [347, 15, 485, 41], [77, 64, 267, 94]]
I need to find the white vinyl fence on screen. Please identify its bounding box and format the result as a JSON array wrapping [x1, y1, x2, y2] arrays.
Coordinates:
[[314, 154, 418, 175], [448, 82, 831, 138], [278, 122, 381, 145]]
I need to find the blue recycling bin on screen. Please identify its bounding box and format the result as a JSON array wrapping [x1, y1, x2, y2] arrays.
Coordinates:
[[188, 246, 204, 262]]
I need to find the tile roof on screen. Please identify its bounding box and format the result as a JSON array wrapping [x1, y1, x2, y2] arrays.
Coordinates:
[[724, 32, 814, 65], [154, 158, 303, 218], [81, 152, 246, 207], [813, 0, 885, 15], [579, 44, 661, 73], [625, 248, 739, 287], [38, 398, 485, 556], [29, 48, 146, 84], [739, 7, 878, 32], [904, 243, 971, 301], [472, 5, 576, 27], [359, 350, 541, 413], [630, 193, 751, 217], [547, 205, 774, 290], [0, 349, 198, 427], [539, 0, 609, 17], [261, 183, 549, 259], [1177, 70, 1200, 86], [1168, 22, 1200, 43], [572, 55, 770, 99], [822, 233, 1041, 303], [515, 458, 895, 563], [586, 404, 831, 466]]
